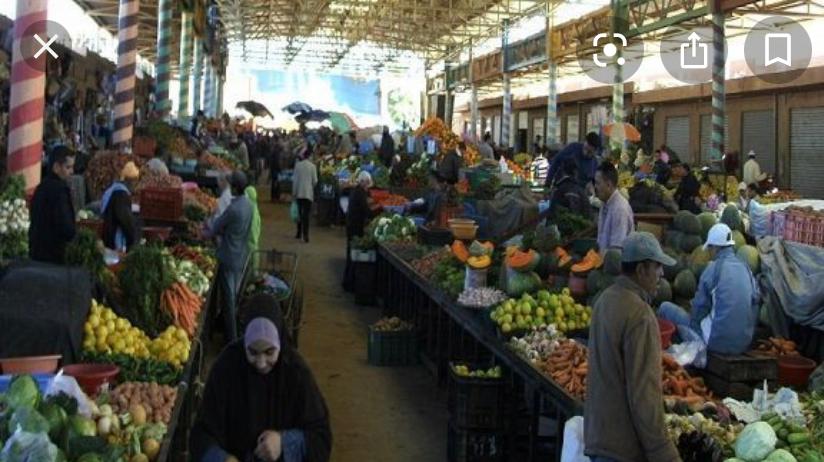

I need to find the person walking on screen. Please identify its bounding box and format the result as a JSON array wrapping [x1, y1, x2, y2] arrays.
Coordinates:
[[270, 134, 283, 202], [585, 232, 680, 462], [292, 149, 318, 243], [29, 146, 77, 264], [379, 126, 395, 168]]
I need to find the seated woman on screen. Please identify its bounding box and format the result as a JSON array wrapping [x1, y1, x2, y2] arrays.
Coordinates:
[[101, 161, 140, 251], [407, 171, 446, 226], [191, 294, 332, 462], [343, 171, 379, 292]]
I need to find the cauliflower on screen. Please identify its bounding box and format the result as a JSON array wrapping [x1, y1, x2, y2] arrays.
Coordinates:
[[734, 422, 777, 462]]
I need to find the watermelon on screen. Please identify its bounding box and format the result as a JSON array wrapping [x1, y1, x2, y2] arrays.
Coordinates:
[[680, 234, 704, 253], [663, 249, 685, 281], [603, 249, 623, 276], [736, 245, 760, 274], [507, 271, 542, 297], [731, 230, 746, 250], [688, 247, 712, 279], [676, 210, 702, 235], [654, 279, 673, 305], [698, 212, 717, 240], [667, 230, 685, 252], [674, 269, 698, 299], [720, 204, 743, 232]]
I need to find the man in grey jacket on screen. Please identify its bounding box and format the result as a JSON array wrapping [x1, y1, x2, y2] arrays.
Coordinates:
[[205, 171, 253, 342], [292, 148, 318, 242], [585, 232, 681, 462]]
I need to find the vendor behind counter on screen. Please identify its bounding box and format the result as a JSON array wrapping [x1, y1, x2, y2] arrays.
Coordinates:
[[101, 160, 141, 252]]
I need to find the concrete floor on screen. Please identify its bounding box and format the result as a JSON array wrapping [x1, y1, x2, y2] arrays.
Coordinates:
[[254, 192, 449, 461]]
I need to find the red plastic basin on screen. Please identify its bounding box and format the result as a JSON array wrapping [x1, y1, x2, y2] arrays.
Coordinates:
[[0, 355, 61, 374], [777, 355, 817, 388], [62, 363, 120, 396], [658, 318, 676, 349]]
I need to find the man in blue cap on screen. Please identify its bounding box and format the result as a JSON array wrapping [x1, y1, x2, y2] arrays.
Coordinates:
[[585, 232, 679, 462]]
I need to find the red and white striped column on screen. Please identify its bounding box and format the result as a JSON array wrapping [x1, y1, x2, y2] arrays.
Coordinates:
[[112, 0, 140, 149], [7, 0, 48, 193]]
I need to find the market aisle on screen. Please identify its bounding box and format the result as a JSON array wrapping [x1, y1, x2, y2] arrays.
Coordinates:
[[255, 192, 449, 462]]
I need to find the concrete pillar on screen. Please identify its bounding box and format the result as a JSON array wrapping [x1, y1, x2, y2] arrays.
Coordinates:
[[711, 2, 726, 162], [112, 0, 140, 149], [154, 0, 172, 117], [192, 39, 202, 113], [177, 11, 192, 122]]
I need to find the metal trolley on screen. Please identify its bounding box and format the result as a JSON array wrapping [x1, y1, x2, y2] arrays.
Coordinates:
[[238, 250, 304, 348]]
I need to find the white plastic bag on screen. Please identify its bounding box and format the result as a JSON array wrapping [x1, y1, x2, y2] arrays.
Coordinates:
[[561, 416, 591, 462], [45, 371, 94, 418], [665, 325, 708, 368]]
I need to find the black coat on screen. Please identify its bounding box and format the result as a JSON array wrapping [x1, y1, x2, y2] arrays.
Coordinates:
[[346, 186, 370, 239], [549, 176, 591, 219], [379, 134, 395, 167], [102, 189, 138, 250], [29, 173, 76, 264], [437, 151, 462, 185], [675, 172, 702, 214]]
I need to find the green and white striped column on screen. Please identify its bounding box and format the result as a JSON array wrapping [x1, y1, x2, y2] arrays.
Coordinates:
[[501, 19, 511, 149], [112, 0, 140, 149], [154, 0, 172, 117], [204, 61, 214, 117], [612, 64, 624, 124], [469, 41, 479, 139], [192, 39, 203, 113], [711, 8, 726, 161], [545, 9, 558, 146], [216, 73, 224, 117], [177, 11, 192, 121]]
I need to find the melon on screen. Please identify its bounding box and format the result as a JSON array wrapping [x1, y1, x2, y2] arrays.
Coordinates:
[[667, 230, 684, 252], [731, 230, 746, 250], [697, 212, 717, 240], [663, 249, 685, 281], [720, 204, 743, 232], [680, 234, 704, 253], [688, 247, 712, 279], [674, 269, 698, 299], [507, 271, 542, 297], [676, 210, 702, 235], [603, 249, 623, 276], [654, 279, 673, 305], [736, 245, 760, 274]]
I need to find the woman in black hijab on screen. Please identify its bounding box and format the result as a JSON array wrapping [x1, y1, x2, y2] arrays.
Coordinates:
[[191, 294, 332, 462]]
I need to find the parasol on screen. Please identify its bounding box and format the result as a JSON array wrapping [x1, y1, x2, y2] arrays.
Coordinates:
[[327, 112, 360, 133], [282, 101, 313, 114], [295, 109, 330, 123], [235, 101, 273, 118], [603, 122, 642, 142]]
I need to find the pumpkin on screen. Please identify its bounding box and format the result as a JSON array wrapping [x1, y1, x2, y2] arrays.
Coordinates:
[[451, 240, 469, 263], [507, 249, 540, 272], [571, 250, 601, 274], [505, 245, 519, 258], [554, 247, 573, 268], [467, 255, 492, 269]]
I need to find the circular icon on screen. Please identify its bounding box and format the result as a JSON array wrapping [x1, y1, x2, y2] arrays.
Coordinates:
[[576, 17, 644, 85], [744, 16, 811, 85], [18, 20, 71, 71], [659, 26, 719, 85]]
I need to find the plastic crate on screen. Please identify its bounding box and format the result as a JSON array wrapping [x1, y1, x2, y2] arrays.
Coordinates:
[[139, 187, 183, 221], [133, 136, 157, 158], [367, 327, 419, 366], [447, 421, 504, 462], [448, 363, 504, 430]]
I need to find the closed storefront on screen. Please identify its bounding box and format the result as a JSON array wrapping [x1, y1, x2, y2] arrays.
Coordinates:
[[741, 110, 776, 179], [565, 114, 579, 144], [699, 115, 729, 165], [790, 107, 824, 198], [665, 116, 690, 162]]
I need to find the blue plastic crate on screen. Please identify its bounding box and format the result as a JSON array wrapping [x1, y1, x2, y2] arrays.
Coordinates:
[[0, 374, 54, 394]]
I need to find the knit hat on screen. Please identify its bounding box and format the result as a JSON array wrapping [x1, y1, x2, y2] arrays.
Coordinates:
[[244, 317, 281, 351]]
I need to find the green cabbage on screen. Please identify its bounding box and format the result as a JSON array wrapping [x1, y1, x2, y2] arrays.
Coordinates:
[[7, 408, 49, 435], [37, 402, 67, 441], [735, 421, 777, 462], [6, 376, 40, 411]]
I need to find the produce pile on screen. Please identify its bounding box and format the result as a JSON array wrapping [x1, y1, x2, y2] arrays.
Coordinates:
[[85, 152, 145, 200], [65, 230, 106, 280], [431, 255, 465, 298], [451, 364, 502, 379], [451, 240, 494, 271], [457, 287, 507, 309], [752, 338, 800, 358], [405, 155, 431, 188], [368, 214, 417, 243], [169, 245, 216, 276], [0, 175, 29, 261], [759, 190, 800, 205], [662, 354, 713, 404], [410, 248, 451, 279], [536, 339, 588, 400], [504, 247, 543, 297], [414, 117, 460, 153], [199, 153, 234, 172], [508, 325, 563, 363], [371, 317, 414, 332], [490, 289, 592, 335], [134, 171, 182, 192], [109, 382, 177, 426], [375, 194, 408, 207]]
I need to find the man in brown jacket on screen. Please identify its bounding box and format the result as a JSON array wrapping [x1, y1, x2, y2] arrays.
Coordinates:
[[584, 232, 681, 462]]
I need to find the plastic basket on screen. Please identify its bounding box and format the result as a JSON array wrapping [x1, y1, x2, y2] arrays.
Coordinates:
[[139, 187, 183, 221], [367, 327, 419, 366], [448, 363, 504, 430], [133, 136, 156, 158], [447, 421, 504, 462]]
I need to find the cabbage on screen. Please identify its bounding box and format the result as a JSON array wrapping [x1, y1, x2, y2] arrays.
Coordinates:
[[765, 449, 797, 462], [67, 416, 96, 438], [37, 402, 67, 441], [0, 430, 59, 462], [7, 408, 49, 435], [735, 421, 777, 462], [6, 376, 40, 411]]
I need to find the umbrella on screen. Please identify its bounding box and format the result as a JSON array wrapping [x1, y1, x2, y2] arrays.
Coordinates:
[[327, 112, 360, 133], [295, 109, 330, 123], [282, 101, 313, 114], [603, 122, 642, 142], [235, 101, 273, 118]]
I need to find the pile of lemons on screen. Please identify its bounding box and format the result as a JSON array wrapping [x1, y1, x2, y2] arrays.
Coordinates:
[[149, 326, 191, 369], [84, 300, 151, 359]]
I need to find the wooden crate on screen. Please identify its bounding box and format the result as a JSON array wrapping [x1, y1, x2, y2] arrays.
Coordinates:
[[699, 369, 776, 401], [705, 352, 778, 383]]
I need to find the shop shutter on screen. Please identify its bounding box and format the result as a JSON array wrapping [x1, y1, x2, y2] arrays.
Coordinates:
[[533, 118, 545, 144], [493, 115, 501, 145], [699, 114, 729, 164], [790, 107, 824, 198], [665, 116, 690, 162], [566, 114, 579, 144], [741, 110, 775, 179]]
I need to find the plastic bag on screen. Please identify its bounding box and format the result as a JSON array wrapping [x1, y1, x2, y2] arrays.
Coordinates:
[[560, 416, 590, 462], [290, 201, 299, 223], [0, 429, 60, 462], [665, 325, 707, 368], [464, 267, 488, 290], [45, 372, 94, 418]]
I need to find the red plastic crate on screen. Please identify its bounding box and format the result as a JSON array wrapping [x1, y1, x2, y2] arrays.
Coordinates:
[[139, 187, 183, 221]]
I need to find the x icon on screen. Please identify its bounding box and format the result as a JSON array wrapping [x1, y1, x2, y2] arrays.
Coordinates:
[[33, 33, 58, 59]]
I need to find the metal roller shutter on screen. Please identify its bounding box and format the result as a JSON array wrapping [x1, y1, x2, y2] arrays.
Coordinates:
[[566, 114, 579, 144], [741, 110, 775, 179], [699, 114, 729, 165], [790, 107, 824, 198], [665, 116, 690, 162]]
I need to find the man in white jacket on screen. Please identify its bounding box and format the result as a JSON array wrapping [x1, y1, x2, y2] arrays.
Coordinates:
[[743, 150, 767, 186]]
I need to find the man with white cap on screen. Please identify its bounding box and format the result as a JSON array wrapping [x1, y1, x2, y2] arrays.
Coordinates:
[[658, 223, 760, 355], [585, 232, 679, 462], [743, 150, 767, 186]]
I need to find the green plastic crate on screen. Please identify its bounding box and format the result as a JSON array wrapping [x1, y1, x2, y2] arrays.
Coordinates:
[[367, 327, 419, 366]]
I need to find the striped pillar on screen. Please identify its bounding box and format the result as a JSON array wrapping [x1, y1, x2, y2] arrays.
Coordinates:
[[177, 11, 192, 121], [215, 74, 223, 116], [112, 0, 140, 149], [501, 74, 511, 149], [192, 39, 202, 113], [470, 85, 479, 139], [546, 10, 558, 146], [612, 63, 624, 124], [711, 8, 726, 162], [203, 61, 213, 117], [154, 0, 172, 117], [7, 0, 47, 192]]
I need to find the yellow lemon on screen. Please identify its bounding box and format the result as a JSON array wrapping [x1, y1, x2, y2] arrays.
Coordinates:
[[89, 314, 101, 328]]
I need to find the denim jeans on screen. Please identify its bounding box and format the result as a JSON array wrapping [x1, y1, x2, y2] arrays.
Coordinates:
[[219, 265, 243, 342], [658, 301, 701, 343]]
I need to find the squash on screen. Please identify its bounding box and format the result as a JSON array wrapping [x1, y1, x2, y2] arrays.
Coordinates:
[[505, 245, 520, 258], [554, 247, 573, 269], [481, 241, 495, 252], [508, 249, 540, 272], [571, 250, 602, 274], [467, 255, 492, 269], [451, 240, 469, 263]]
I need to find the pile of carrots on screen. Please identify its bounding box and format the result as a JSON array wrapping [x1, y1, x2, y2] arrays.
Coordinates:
[[752, 337, 799, 357], [539, 340, 588, 400], [662, 354, 712, 405], [160, 282, 202, 338], [377, 194, 408, 207]]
